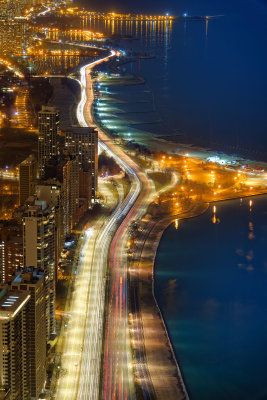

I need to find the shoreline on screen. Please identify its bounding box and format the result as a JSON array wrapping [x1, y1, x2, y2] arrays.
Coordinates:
[[94, 72, 267, 168], [134, 191, 267, 399], [130, 203, 208, 400], [90, 64, 267, 399], [88, 62, 193, 397], [152, 193, 267, 400], [70, 49, 267, 399]]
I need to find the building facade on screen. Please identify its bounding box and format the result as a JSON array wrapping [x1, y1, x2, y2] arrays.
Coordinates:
[[11, 269, 46, 399], [44, 154, 79, 234], [23, 200, 56, 339], [19, 155, 37, 207], [36, 180, 65, 265], [64, 126, 98, 201], [0, 286, 31, 400], [0, 221, 23, 284], [62, 154, 79, 232], [38, 106, 59, 178]]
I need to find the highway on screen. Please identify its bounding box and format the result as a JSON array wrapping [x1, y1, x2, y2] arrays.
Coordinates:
[[77, 51, 155, 400], [55, 48, 156, 400]]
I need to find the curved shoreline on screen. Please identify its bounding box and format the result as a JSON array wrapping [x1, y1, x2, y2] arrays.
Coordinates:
[[91, 65, 266, 398], [75, 50, 267, 399], [89, 58, 193, 397], [130, 203, 208, 400]]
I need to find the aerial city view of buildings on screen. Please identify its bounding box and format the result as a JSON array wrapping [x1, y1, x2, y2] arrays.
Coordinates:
[[0, 0, 266, 399]]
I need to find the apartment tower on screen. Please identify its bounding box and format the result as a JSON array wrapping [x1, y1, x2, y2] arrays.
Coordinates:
[[38, 106, 59, 178], [64, 126, 98, 201], [0, 287, 31, 400], [23, 200, 56, 339], [19, 155, 37, 207]]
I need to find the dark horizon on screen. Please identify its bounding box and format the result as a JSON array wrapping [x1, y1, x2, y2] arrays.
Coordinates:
[[76, 0, 267, 16]]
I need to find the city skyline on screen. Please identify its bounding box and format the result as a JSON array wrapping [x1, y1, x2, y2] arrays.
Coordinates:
[[0, 1, 266, 400]]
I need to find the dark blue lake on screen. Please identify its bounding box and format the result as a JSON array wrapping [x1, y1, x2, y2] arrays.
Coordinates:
[[154, 196, 267, 400], [77, 0, 267, 396], [80, 0, 267, 160]]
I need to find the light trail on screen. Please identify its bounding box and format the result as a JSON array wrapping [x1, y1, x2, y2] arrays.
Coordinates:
[[37, 5, 51, 16], [55, 48, 142, 400], [56, 47, 155, 400], [77, 49, 154, 400], [91, 54, 158, 400]]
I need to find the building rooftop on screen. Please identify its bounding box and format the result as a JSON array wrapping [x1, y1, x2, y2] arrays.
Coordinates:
[[19, 154, 36, 166], [0, 288, 30, 320], [12, 268, 44, 284], [39, 105, 59, 113], [25, 197, 48, 211], [64, 126, 97, 134]]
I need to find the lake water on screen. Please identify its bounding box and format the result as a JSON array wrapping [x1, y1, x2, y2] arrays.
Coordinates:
[[76, 1, 267, 397], [154, 196, 267, 399], [79, 0, 267, 160]]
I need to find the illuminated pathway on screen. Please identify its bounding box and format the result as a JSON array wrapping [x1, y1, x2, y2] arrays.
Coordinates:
[[55, 49, 157, 400], [77, 52, 156, 400]]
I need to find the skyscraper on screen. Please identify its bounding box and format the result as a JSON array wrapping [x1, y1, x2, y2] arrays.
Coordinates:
[[38, 106, 59, 178], [19, 155, 37, 207], [11, 269, 46, 399], [23, 200, 56, 339], [0, 19, 31, 56], [44, 154, 79, 234], [0, 286, 31, 400], [0, 220, 23, 284], [62, 154, 79, 232], [36, 180, 65, 265], [64, 126, 98, 201]]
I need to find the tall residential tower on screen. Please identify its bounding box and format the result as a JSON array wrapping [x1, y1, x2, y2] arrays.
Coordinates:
[[0, 287, 31, 400], [64, 126, 98, 201], [19, 155, 37, 206], [38, 106, 59, 178], [23, 200, 56, 339]]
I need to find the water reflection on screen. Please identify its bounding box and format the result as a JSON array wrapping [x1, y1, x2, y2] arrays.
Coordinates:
[[81, 17, 173, 52], [248, 221, 255, 240], [155, 196, 267, 400]]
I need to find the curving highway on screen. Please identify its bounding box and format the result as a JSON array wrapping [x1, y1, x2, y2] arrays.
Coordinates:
[[78, 51, 156, 400], [55, 49, 156, 400]]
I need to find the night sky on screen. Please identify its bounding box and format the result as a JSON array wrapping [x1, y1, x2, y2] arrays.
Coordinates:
[[78, 0, 267, 15]]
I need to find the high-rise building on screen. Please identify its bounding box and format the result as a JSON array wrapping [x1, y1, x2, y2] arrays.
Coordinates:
[[62, 155, 79, 232], [0, 286, 31, 400], [0, 220, 23, 284], [0, 19, 30, 56], [44, 154, 79, 234], [38, 106, 59, 178], [10, 268, 46, 399], [79, 165, 92, 204], [23, 200, 56, 339], [64, 126, 98, 201], [19, 155, 37, 207], [36, 180, 65, 264]]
